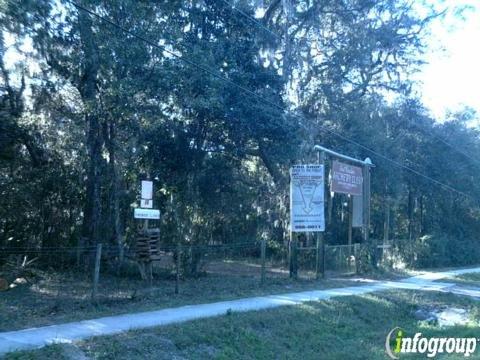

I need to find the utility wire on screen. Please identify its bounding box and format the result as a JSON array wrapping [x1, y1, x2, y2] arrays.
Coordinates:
[[65, 1, 476, 201], [219, 0, 280, 41], [416, 123, 480, 166], [219, 1, 480, 197]]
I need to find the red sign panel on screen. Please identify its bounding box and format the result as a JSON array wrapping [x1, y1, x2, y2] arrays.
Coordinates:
[[331, 161, 363, 195]]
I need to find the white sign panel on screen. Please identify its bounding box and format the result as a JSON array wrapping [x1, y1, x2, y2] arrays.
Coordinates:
[[134, 208, 160, 219], [140, 199, 153, 208], [290, 164, 325, 232], [352, 195, 363, 228], [141, 180, 153, 200]]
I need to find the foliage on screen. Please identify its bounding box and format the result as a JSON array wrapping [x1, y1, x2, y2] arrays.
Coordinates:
[[0, 0, 479, 273]]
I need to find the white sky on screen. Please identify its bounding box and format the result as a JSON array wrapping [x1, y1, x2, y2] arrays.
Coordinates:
[[414, 0, 480, 121]]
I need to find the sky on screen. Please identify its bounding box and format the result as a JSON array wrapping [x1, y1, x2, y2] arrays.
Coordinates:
[[414, 0, 480, 121]]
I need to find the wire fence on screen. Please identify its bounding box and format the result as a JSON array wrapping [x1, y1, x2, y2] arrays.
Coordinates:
[[0, 241, 367, 294], [325, 244, 359, 275], [0, 240, 374, 331]]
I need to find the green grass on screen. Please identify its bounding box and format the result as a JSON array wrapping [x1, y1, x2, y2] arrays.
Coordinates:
[[452, 273, 480, 285], [6, 290, 480, 359]]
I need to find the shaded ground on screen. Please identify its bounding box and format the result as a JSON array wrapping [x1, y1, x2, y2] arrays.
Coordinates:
[[5, 290, 480, 359], [0, 258, 361, 332]]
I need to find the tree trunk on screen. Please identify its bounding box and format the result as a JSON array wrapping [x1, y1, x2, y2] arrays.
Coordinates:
[[78, 9, 102, 247], [407, 188, 414, 241], [105, 120, 124, 261]]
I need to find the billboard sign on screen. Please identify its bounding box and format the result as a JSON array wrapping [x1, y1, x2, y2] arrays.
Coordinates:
[[290, 164, 325, 232], [331, 161, 363, 195]]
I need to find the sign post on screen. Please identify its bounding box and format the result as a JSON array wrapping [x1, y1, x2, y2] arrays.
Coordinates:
[[313, 145, 374, 274], [316, 152, 326, 279], [134, 179, 161, 283]]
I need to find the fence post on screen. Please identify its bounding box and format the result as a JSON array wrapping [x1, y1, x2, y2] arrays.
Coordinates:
[[261, 238, 266, 285], [92, 243, 102, 300], [316, 234, 325, 279], [175, 242, 180, 294], [291, 237, 298, 279], [354, 243, 360, 274], [289, 232, 294, 278]]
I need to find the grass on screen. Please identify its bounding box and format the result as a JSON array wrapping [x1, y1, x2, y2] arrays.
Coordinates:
[[5, 289, 480, 359], [451, 273, 480, 285], [0, 259, 363, 332]]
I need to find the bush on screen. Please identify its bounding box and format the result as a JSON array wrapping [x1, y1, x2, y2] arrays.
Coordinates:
[[397, 234, 480, 269]]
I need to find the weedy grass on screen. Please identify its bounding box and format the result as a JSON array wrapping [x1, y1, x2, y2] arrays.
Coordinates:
[[0, 263, 358, 332], [451, 272, 480, 285]]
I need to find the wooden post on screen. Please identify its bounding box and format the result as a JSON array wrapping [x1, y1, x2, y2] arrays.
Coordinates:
[[289, 233, 298, 279], [348, 195, 353, 249], [315, 234, 324, 279], [362, 166, 368, 242], [92, 243, 102, 300], [289, 234, 292, 277], [362, 165, 371, 243], [293, 237, 298, 279], [316, 151, 326, 279], [366, 168, 371, 242], [76, 237, 84, 268], [175, 242, 180, 294], [348, 194, 353, 269], [354, 242, 360, 274], [260, 238, 266, 285], [382, 196, 390, 264]]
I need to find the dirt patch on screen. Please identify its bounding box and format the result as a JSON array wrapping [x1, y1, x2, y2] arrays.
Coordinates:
[[415, 306, 478, 327], [60, 344, 90, 360]]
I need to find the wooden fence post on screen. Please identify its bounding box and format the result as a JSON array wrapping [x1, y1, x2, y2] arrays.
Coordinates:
[[261, 238, 266, 285], [354, 243, 360, 274], [292, 237, 298, 279], [175, 242, 180, 294], [316, 234, 325, 279], [92, 243, 102, 300]]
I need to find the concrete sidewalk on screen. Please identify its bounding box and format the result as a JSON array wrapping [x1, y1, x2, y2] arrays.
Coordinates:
[[1, 266, 480, 355]]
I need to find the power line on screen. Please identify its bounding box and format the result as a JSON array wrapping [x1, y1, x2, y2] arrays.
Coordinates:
[[220, 0, 280, 41], [66, 1, 476, 201], [223, 0, 480, 168], [402, 118, 480, 166], [426, 128, 480, 166], [219, 1, 479, 197]]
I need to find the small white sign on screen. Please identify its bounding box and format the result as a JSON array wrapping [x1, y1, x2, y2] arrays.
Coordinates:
[[141, 180, 153, 200], [140, 199, 153, 208], [134, 208, 160, 219]]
